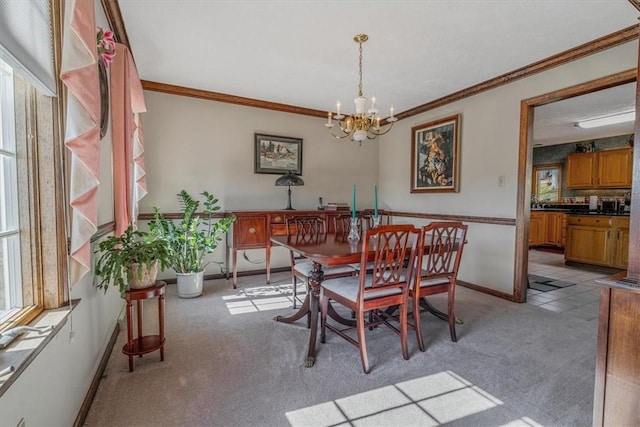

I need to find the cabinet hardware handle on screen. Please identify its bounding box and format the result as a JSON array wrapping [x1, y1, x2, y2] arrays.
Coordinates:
[[274, 216, 282, 222], [248, 227, 256, 234]]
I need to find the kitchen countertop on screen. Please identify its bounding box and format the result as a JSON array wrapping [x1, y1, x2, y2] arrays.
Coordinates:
[[531, 208, 630, 216]]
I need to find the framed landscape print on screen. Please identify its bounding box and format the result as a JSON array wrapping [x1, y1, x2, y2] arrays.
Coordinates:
[[254, 133, 303, 175], [410, 114, 461, 193]]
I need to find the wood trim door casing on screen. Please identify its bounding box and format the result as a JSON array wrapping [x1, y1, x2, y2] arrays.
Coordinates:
[[515, 68, 638, 304]]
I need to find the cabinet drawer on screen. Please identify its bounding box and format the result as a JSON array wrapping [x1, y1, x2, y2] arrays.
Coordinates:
[[233, 216, 267, 247], [567, 216, 611, 227]]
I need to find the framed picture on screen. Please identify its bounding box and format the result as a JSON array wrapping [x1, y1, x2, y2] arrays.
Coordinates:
[[411, 114, 461, 193], [254, 133, 303, 175], [532, 163, 562, 202]]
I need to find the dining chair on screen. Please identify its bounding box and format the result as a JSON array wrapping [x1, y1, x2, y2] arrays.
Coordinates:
[[411, 221, 468, 351], [334, 214, 363, 235], [320, 224, 421, 374], [286, 216, 357, 309]]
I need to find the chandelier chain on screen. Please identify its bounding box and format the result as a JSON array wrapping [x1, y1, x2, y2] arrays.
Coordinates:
[[358, 40, 363, 97]]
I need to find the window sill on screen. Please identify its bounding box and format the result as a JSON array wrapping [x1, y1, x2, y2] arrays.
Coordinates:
[[0, 299, 81, 397]]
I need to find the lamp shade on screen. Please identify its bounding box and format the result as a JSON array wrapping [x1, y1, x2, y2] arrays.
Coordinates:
[[275, 171, 304, 210], [275, 171, 304, 187]]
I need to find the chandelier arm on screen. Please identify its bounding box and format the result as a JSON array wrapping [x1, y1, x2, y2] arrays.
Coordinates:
[[368, 121, 395, 137], [330, 127, 355, 139]]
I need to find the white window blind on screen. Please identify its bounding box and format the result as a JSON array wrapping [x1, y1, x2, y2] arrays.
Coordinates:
[[0, 0, 56, 96]]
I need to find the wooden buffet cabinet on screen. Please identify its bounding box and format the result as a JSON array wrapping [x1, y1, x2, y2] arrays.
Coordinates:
[[228, 209, 352, 288], [565, 147, 632, 189], [565, 215, 630, 269]]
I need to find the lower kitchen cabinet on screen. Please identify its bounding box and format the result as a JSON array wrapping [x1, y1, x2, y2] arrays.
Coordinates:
[[610, 217, 630, 269], [565, 215, 629, 268], [529, 211, 565, 248]]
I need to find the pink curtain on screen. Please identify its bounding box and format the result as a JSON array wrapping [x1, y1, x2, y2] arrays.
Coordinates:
[[110, 43, 147, 235], [60, 0, 99, 286]]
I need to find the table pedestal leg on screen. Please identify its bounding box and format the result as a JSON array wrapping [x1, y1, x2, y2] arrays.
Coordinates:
[[420, 298, 463, 324], [305, 262, 324, 368]]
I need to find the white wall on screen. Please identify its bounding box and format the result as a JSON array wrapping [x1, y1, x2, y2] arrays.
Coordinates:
[[381, 41, 637, 294], [0, 3, 125, 426], [139, 91, 380, 276]]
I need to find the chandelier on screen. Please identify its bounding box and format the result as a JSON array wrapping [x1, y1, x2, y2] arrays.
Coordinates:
[[325, 34, 397, 143]]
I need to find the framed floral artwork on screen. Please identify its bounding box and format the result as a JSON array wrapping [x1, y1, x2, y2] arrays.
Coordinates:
[[411, 114, 461, 193]]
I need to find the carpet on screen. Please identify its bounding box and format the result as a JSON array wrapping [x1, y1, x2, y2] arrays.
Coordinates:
[[528, 274, 576, 292], [85, 272, 597, 427]]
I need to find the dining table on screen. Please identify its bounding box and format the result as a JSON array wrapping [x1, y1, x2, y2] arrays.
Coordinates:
[[271, 232, 461, 368]]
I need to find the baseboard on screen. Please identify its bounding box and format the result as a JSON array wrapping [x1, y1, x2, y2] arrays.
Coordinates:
[[161, 267, 291, 285], [73, 322, 120, 427], [458, 280, 516, 302]]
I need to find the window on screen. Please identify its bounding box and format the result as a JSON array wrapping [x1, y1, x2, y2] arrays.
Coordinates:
[[0, 59, 23, 323], [0, 56, 66, 331]]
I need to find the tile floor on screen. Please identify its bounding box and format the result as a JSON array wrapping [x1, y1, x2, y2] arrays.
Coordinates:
[[527, 249, 609, 320]]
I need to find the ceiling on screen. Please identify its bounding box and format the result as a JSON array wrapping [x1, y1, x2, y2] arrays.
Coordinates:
[[117, 1, 638, 144]]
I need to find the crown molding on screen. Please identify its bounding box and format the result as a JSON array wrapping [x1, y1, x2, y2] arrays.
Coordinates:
[[141, 80, 328, 118], [103, 1, 638, 120], [397, 24, 639, 120]]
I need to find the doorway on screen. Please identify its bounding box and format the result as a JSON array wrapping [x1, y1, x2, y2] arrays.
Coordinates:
[[514, 69, 637, 303]]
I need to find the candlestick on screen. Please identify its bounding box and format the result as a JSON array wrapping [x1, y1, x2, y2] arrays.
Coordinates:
[[337, 101, 341, 116], [352, 184, 356, 218], [371, 96, 376, 110], [374, 184, 378, 217], [327, 111, 332, 125]]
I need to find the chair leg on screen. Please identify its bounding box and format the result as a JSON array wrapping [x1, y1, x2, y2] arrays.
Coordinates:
[[448, 289, 457, 342], [414, 294, 425, 352], [400, 303, 409, 360], [356, 309, 370, 374]]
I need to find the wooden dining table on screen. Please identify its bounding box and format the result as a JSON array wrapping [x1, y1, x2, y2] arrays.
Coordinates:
[[271, 232, 460, 368]]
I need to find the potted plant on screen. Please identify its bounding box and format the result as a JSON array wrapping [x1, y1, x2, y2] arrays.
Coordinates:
[[149, 190, 236, 298], [94, 224, 171, 297]]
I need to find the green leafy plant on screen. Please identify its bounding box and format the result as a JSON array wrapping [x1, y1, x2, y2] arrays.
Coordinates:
[[149, 190, 236, 274], [94, 224, 171, 297]]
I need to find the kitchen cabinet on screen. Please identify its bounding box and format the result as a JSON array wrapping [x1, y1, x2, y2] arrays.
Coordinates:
[[565, 147, 632, 189], [566, 152, 596, 188], [597, 148, 633, 188], [565, 215, 629, 268], [529, 212, 543, 246], [529, 211, 565, 248], [610, 217, 630, 269]]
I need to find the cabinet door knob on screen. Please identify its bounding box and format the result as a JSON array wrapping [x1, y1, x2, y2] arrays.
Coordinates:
[[248, 227, 256, 234]]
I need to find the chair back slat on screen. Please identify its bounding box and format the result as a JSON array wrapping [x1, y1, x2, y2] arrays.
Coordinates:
[[286, 216, 327, 243], [359, 224, 421, 300], [418, 221, 468, 282], [334, 214, 363, 235]]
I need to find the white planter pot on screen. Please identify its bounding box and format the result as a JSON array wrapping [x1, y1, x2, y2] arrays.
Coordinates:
[[176, 271, 204, 298]]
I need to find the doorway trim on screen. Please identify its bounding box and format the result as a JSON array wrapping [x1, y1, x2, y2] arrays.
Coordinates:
[[514, 68, 637, 303]]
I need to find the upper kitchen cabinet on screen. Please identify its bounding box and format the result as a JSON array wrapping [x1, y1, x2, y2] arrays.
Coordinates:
[[565, 147, 632, 189], [597, 147, 633, 188]]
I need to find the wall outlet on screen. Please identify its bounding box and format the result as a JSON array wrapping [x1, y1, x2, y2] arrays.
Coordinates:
[[498, 175, 505, 187]]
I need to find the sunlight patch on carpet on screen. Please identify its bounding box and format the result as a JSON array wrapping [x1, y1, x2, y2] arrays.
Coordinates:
[[284, 370, 522, 426], [222, 284, 305, 315]]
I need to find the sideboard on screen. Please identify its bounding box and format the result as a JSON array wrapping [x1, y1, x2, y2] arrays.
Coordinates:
[[228, 209, 355, 288]]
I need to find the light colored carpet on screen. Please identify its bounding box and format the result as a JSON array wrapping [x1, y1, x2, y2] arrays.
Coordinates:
[[84, 272, 597, 427]]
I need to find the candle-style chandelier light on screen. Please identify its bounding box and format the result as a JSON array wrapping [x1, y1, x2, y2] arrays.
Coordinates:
[[325, 34, 397, 143]]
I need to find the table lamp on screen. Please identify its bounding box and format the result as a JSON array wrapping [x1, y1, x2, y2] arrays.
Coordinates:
[[275, 171, 304, 210]]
